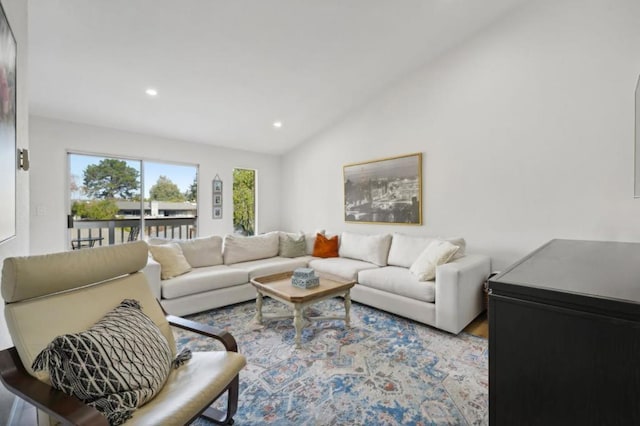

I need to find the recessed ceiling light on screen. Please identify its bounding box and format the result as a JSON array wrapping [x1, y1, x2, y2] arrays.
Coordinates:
[[145, 88, 158, 96], [273, 121, 282, 128]]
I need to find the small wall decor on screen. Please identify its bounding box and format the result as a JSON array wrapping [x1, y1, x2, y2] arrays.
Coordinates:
[[343, 153, 422, 225], [212, 175, 223, 219]]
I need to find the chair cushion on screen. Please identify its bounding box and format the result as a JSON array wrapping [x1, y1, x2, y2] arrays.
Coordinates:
[[1, 240, 149, 303], [31, 299, 176, 426], [128, 351, 246, 425], [148, 243, 192, 280]]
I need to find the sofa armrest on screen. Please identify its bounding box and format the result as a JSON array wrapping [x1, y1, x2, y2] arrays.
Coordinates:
[[435, 254, 491, 334], [142, 256, 162, 300]]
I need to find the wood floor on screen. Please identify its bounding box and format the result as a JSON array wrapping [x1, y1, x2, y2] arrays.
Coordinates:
[[464, 311, 489, 338]]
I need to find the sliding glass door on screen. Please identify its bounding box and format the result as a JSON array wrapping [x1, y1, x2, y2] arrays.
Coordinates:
[[68, 153, 198, 249]]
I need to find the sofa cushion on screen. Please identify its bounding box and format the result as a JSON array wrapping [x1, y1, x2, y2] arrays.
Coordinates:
[[387, 233, 435, 268], [444, 237, 466, 259], [279, 232, 307, 258], [148, 243, 192, 280], [229, 256, 311, 279], [312, 233, 339, 258], [223, 232, 279, 265], [358, 266, 435, 303], [309, 257, 378, 282], [305, 230, 324, 255], [410, 240, 459, 281], [148, 236, 223, 267], [161, 265, 248, 299], [339, 232, 392, 266]]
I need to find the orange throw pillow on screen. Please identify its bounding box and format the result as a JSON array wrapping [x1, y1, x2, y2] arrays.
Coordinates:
[[312, 233, 339, 258]]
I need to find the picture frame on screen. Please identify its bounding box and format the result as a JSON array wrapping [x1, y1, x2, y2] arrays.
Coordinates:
[[212, 175, 223, 219], [343, 153, 422, 225], [0, 3, 16, 244]]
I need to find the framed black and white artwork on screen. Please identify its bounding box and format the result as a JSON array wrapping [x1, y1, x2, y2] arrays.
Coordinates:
[[343, 153, 422, 225]]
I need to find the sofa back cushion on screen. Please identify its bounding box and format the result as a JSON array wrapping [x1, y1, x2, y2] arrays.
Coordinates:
[[388, 233, 467, 267], [444, 237, 466, 259], [387, 233, 435, 268], [223, 232, 280, 265], [148, 236, 223, 268], [305, 229, 325, 255], [148, 243, 192, 280], [339, 232, 392, 266]]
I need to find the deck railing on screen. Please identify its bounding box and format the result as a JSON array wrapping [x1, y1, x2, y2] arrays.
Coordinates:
[[67, 216, 197, 248]]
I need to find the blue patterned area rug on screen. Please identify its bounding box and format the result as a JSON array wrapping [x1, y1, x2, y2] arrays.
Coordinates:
[[176, 298, 488, 426]]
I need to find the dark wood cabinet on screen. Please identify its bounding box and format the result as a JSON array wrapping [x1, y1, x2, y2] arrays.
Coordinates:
[[488, 239, 640, 425]]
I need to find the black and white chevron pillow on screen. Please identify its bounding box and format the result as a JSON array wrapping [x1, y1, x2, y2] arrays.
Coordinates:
[[33, 299, 191, 426]]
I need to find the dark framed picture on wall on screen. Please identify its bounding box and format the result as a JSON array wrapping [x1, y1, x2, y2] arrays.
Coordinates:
[[212, 175, 223, 219], [0, 3, 16, 243], [343, 153, 422, 225]]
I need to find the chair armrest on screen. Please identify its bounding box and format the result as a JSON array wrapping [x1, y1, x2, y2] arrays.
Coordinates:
[[142, 255, 162, 300], [435, 254, 491, 334], [0, 347, 108, 426], [166, 315, 238, 352]]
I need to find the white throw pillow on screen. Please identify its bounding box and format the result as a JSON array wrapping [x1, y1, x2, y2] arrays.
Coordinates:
[[148, 236, 223, 267], [223, 231, 280, 265], [148, 243, 192, 280], [339, 232, 392, 266], [409, 240, 459, 281]]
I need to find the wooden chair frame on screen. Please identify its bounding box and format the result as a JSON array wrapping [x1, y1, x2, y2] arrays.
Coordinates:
[[0, 313, 240, 426]]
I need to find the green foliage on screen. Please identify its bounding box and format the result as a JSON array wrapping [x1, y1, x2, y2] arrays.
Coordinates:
[[71, 199, 119, 219], [233, 169, 255, 236], [149, 175, 186, 202], [83, 159, 140, 199], [184, 176, 198, 202]]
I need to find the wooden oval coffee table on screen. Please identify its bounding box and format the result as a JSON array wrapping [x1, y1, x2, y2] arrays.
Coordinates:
[[250, 271, 356, 348]]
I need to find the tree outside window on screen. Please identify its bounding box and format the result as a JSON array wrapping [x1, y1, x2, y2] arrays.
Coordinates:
[[233, 169, 256, 236]]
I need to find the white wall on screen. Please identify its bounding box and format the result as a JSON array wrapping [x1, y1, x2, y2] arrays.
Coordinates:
[[29, 116, 281, 255], [0, 0, 28, 358], [281, 0, 640, 270]]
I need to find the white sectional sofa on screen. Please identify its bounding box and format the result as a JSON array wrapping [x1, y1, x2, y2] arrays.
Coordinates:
[[144, 231, 491, 334]]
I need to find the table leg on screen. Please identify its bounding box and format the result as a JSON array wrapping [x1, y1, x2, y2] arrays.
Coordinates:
[[255, 291, 263, 324], [344, 291, 351, 327], [294, 304, 303, 348]]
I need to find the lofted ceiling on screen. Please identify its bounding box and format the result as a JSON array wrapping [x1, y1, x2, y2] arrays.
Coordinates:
[[28, 0, 527, 155]]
